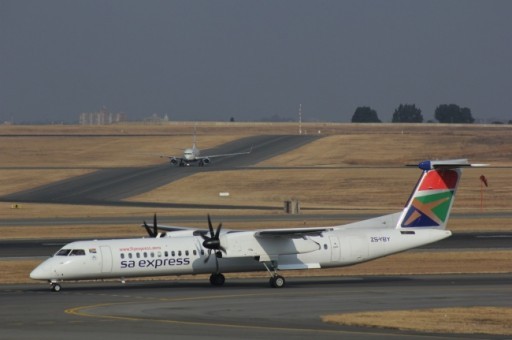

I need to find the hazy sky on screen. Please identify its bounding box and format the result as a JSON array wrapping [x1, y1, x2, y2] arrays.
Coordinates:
[[1, 1, 511, 123]]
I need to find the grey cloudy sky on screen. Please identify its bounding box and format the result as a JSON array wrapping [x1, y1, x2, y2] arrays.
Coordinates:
[[1, 0, 511, 123]]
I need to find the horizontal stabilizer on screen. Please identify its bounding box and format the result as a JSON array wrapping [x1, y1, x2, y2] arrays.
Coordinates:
[[407, 159, 488, 170]]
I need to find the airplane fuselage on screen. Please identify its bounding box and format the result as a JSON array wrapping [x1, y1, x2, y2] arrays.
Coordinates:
[[183, 147, 199, 161], [31, 227, 451, 282]]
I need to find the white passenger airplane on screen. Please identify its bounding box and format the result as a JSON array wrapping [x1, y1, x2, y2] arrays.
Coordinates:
[[31, 159, 481, 292], [167, 132, 252, 167]]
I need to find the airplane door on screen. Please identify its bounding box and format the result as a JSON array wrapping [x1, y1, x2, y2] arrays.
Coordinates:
[[329, 236, 340, 262], [100, 246, 113, 273]]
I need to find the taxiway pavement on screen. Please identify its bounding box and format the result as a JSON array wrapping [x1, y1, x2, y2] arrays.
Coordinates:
[[1, 274, 510, 340]]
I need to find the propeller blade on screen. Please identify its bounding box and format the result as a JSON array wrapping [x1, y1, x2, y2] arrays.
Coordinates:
[[153, 213, 158, 237], [203, 249, 219, 272], [203, 215, 223, 273], [207, 214, 214, 238], [214, 222, 223, 239], [203, 249, 212, 263], [143, 220, 155, 237]]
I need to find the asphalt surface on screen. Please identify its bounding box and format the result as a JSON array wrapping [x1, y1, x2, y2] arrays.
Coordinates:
[[1, 274, 511, 340]]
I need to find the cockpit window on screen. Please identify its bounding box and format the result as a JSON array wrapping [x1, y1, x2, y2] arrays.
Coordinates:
[[56, 249, 71, 256], [55, 249, 86, 256]]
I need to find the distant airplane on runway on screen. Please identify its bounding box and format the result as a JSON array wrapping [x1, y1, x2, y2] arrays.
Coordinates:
[[166, 130, 252, 167], [31, 159, 485, 292]]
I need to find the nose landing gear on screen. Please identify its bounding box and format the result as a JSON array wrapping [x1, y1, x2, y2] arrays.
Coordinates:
[[50, 282, 61, 292]]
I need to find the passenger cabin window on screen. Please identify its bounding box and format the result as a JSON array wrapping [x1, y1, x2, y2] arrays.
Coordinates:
[[56, 249, 71, 256]]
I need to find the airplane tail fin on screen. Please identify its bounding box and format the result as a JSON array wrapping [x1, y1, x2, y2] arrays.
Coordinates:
[[397, 159, 485, 230], [192, 123, 197, 149]]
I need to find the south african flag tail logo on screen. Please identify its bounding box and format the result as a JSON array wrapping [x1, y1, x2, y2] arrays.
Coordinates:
[[401, 169, 459, 228]]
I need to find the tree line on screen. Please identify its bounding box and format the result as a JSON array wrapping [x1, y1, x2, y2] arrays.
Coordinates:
[[351, 104, 478, 123]]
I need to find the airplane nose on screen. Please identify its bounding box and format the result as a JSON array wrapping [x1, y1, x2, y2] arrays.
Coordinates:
[[30, 261, 53, 280], [30, 266, 45, 280]]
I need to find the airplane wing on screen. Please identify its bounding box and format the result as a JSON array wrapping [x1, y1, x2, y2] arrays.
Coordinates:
[[255, 227, 333, 238], [151, 225, 194, 232], [142, 223, 239, 234], [150, 225, 330, 238], [200, 146, 253, 159], [166, 156, 184, 161], [159, 148, 185, 159], [140, 223, 194, 237], [220, 228, 330, 262]]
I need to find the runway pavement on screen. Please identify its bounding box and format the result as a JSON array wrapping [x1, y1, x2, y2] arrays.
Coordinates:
[[1, 274, 510, 339], [0, 134, 321, 204]]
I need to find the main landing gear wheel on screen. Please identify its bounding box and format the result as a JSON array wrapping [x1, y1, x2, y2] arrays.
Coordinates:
[[269, 275, 285, 288], [209, 273, 225, 286], [50, 283, 61, 292], [262, 262, 285, 288]]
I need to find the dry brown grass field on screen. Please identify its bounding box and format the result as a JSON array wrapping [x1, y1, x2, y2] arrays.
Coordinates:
[[323, 307, 512, 336], [1, 122, 511, 335], [1, 122, 511, 234], [1, 122, 511, 220]]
